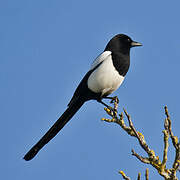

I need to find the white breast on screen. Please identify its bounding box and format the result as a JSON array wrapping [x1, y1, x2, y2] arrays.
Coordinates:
[[87, 53, 124, 96]]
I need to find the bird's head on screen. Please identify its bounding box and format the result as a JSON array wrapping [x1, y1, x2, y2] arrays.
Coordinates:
[[105, 34, 142, 54]]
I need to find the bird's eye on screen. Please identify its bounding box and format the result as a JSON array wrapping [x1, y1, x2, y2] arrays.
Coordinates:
[[127, 38, 131, 42]]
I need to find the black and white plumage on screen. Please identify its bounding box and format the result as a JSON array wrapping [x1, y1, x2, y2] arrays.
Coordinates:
[[24, 34, 142, 161]]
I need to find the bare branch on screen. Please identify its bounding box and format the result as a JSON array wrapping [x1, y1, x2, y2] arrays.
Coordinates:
[[145, 168, 149, 180], [102, 98, 179, 179], [132, 149, 150, 164], [119, 171, 131, 180], [137, 173, 141, 180], [162, 129, 169, 168]]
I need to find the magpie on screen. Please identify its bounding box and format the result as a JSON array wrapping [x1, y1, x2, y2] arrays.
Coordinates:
[[24, 34, 142, 161]]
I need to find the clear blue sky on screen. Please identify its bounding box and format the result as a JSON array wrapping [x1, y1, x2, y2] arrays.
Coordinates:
[[2, 0, 180, 179]]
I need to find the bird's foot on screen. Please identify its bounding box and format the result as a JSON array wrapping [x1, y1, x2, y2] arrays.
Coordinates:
[[105, 96, 119, 116], [97, 96, 119, 117], [109, 96, 119, 104], [103, 96, 119, 104]]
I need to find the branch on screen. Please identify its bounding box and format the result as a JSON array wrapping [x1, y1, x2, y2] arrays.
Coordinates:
[[119, 171, 131, 180], [101, 97, 180, 179], [145, 168, 149, 180]]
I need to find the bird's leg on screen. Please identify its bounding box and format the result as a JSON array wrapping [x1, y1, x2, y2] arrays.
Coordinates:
[[97, 98, 110, 108], [103, 96, 119, 104], [103, 96, 119, 116], [97, 97, 118, 116]]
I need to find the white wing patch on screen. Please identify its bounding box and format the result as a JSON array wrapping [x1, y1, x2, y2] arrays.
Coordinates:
[[88, 54, 124, 96], [90, 51, 112, 70]]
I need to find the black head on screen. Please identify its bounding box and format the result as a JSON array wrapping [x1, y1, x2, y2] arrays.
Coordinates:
[[104, 34, 142, 54]]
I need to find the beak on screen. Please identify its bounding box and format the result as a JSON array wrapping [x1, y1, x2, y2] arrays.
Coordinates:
[[131, 41, 142, 47]]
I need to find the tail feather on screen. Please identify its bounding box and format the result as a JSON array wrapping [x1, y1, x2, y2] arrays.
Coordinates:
[[23, 99, 84, 161]]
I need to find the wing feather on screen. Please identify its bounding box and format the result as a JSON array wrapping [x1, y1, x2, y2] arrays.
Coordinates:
[[90, 51, 111, 70]]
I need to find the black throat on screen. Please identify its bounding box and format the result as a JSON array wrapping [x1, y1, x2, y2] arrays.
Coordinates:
[[111, 52, 130, 76]]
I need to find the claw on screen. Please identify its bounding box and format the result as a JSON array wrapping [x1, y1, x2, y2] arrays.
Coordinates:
[[110, 96, 119, 104]]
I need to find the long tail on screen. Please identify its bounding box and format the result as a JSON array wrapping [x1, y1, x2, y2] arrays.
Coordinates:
[[23, 99, 85, 161]]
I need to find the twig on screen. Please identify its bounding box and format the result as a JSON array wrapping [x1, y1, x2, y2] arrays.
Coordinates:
[[132, 149, 150, 164], [119, 171, 131, 180], [145, 168, 149, 180]]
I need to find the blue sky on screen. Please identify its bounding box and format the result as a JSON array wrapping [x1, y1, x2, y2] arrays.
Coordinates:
[[2, 0, 180, 179]]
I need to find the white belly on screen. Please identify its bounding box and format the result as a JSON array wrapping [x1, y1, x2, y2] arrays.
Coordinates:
[[87, 55, 124, 96]]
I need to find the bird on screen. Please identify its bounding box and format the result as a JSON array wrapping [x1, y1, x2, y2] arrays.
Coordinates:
[[23, 34, 142, 161]]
